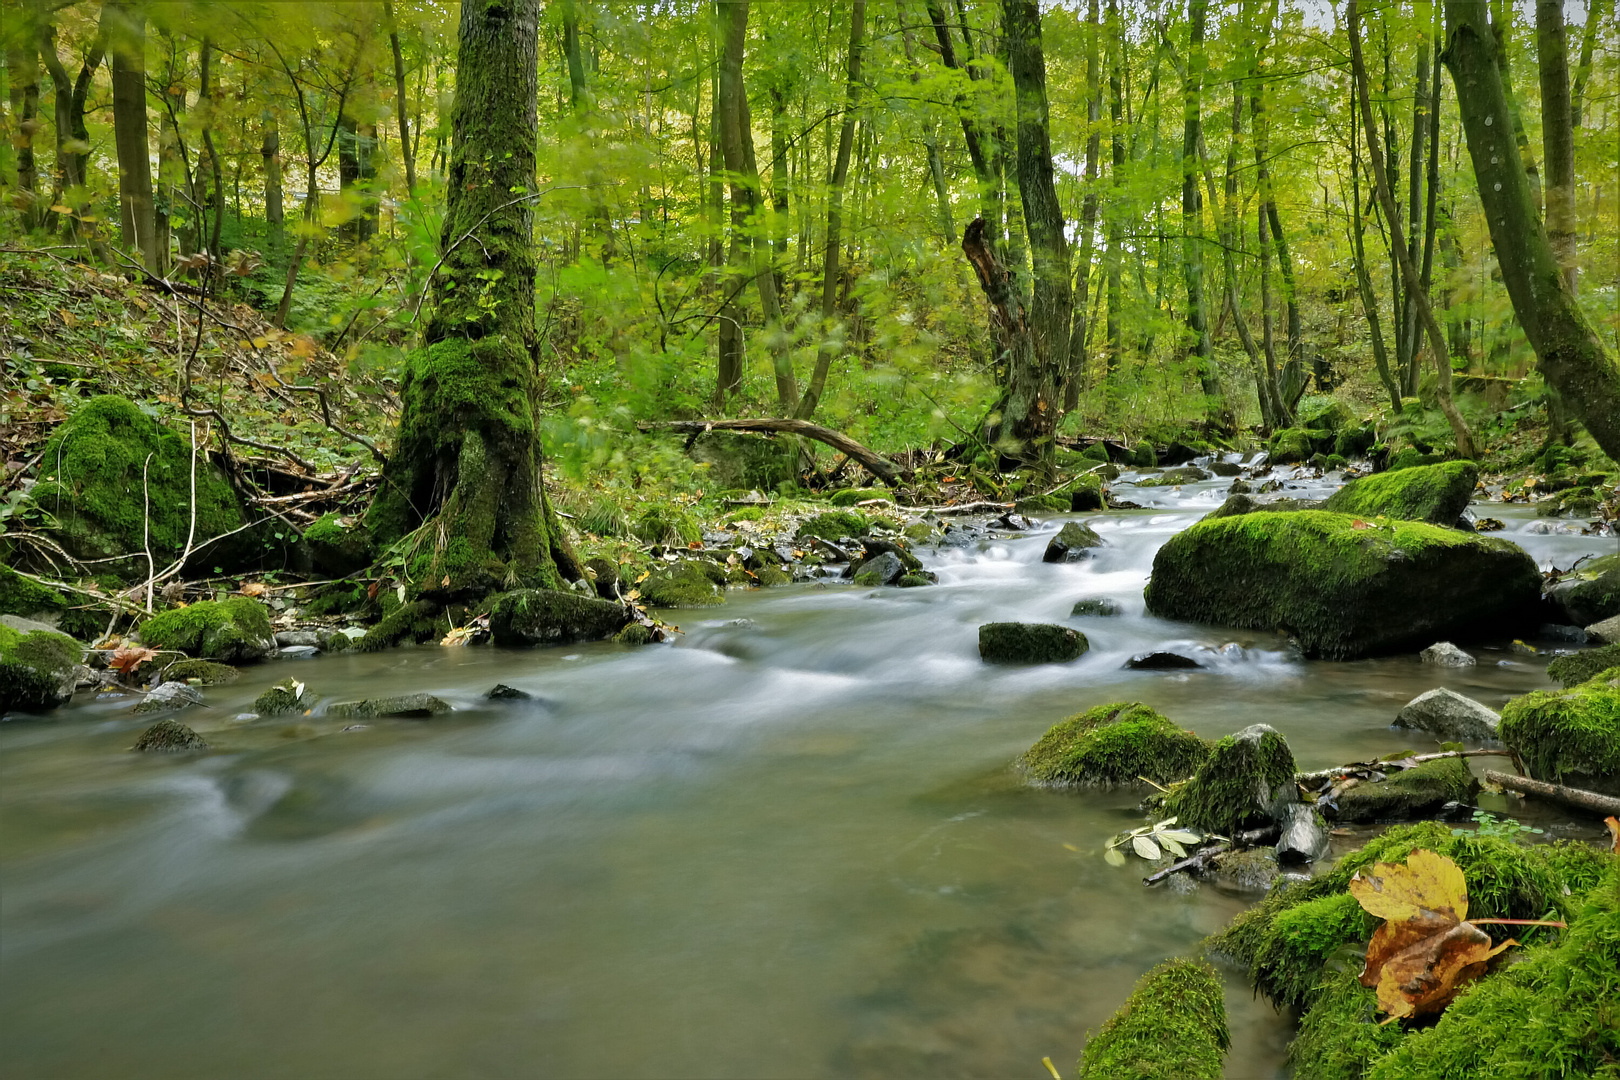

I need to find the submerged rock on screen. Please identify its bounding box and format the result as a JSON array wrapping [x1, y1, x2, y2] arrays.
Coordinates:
[[852, 551, 905, 586], [488, 589, 631, 644], [132, 681, 204, 714], [1274, 803, 1330, 866], [485, 683, 532, 700], [1021, 701, 1210, 787], [328, 693, 451, 719], [896, 573, 935, 588], [1395, 688, 1501, 741], [1144, 513, 1540, 660], [1500, 668, 1620, 794], [1070, 597, 1122, 617], [254, 678, 318, 716], [638, 562, 726, 607], [1207, 847, 1282, 892], [0, 623, 84, 714], [1420, 641, 1476, 667], [1546, 643, 1620, 687], [978, 622, 1088, 664], [1127, 651, 1202, 670], [1326, 757, 1479, 823], [1321, 460, 1478, 526], [1042, 521, 1104, 563], [162, 659, 240, 685], [1162, 724, 1298, 835], [132, 717, 208, 751], [1075, 958, 1228, 1080], [138, 598, 276, 663]]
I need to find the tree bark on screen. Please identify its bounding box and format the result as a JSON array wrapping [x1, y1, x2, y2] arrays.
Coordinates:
[[1484, 770, 1620, 817], [107, 2, 159, 273], [1350, 99, 1403, 412], [261, 112, 283, 248], [198, 37, 224, 256], [1538, 0, 1577, 291], [1179, 0, 1228, 428], [386, 1, 417, 195], [795, 0, 865, 420], [366, 0, 575, 601], [1442, 1, 1620, 460], [1213, 85, 1272, 428], [1063, 0, 1101, 409], [1351, 0, 1477, 458], [6, 30, 41, 228], [1249, 0, 1290, 426], [1104, 0, 1123, 377]]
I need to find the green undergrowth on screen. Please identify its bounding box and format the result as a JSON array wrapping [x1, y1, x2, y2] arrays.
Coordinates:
[[1021, 702, 1210, 787], [1076, 957, 1229, 1080]]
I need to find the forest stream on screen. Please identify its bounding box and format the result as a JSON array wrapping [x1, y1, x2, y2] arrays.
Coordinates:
[[2, 465, 1614, 1079]]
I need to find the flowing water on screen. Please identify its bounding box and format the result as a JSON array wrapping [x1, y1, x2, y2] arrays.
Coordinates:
[[2, 467, 1614, 1079]]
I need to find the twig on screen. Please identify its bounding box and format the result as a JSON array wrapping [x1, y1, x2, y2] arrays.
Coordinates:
[[1483, 770, 1620, 817], [638, 417, 907, 486], [141, 452, 155, 614], [1296, 749, 1518, 786]]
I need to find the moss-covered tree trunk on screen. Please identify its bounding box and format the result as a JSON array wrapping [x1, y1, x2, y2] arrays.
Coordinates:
[[366, 0, 577, 604]]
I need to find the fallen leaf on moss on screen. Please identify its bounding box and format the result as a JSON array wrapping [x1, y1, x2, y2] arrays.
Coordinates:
[[1606, 816, 1620, 854]]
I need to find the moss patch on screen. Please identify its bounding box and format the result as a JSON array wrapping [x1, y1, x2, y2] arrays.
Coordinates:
[[1328, 757, 1480, 823], [138, 599, 275, 662], [359, 599, 448, 652], [1161, 724, 1296, 835], [303, 514, 374, 577], [162, 659, 239, 685], [1287, 965, 1408, 1080], [0, 565, 69, 618], [0, 622, 83, 713], [977, 622, 1088, 664], [634, 504, 702, 546], [1322, 460, 1478, 526], [639, 562, 724, 607], [1021, 702, 1210, 787], [1499, 671, 1620, 790], [1076, 957, 1229, 1080], [487, 588, 629, 645], [1142, 511, 1542, 659], [1269, 428, 1312, 464], [797, 510, 870, 541], [1546, 643, 1620, 687]]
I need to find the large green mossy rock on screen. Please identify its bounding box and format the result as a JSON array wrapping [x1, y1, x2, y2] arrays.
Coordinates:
[[1499, 668, 1620, 794], [487, 588, 630, 646], [978, 622, 1088, 664], [1322, 460, 1478, 526], [1075, 958, 1229, 1080], [137, 598, 276, 662], [1021, 701, 1210, 787], [1548, 552, 1620, 628], [1327, 757, 1479, 823], [0, 623, 83, 714], [797, 510, 870, 541], [1268, 428, 1313, 464], [1142, 511, 1542, 659], [1546, 643, 1620, 687], [638, 562, 726, 607], [302, 513, 375, 578], [28, 396, 246, 575], [1161, 723, 1297, 835], [686, 430, 797, 491]]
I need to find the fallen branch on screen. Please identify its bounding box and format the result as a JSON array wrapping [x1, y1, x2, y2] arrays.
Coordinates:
[[638, 417, 907, 486], [1144, 842, 1226, 885], [903, 501, 1015, 515], [1296, 749, 1518, 786], [1484, 770, 1620, 817]]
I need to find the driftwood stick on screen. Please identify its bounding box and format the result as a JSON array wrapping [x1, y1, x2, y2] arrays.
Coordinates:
[[637, 418, 906, 486], [1144, 842, 1227, 885], [1484, 770, 1620, 817], [904, 501, 1016, 515], [1296, 749, 1518, 786]]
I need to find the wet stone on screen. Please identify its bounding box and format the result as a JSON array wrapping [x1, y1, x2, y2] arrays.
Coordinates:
[[1043, 521, 1104, 563], [1395, 688, 1501, 741], [1127, 651, 1202, 670], [1274, 803, 1330, 866], [485, 684, 532, 700], [978, 623, 1088, 665], [328, 694, 452, 719], [1420, 641, 1476, 667], [132, 681, 205, 714], [131, 718, 208, 752], [1071, 598, 1123, 617]]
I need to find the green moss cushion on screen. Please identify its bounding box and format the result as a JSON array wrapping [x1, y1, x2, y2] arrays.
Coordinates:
[[1546, 643, 1620, 688], [1327, 757, 1480, 823], [1022, 702, 1209, 787], [1500, 669, 1620, 794], [138, 598, 276, 663], [1143, 511, 1541, 659], [1161, 723, 1296, 834], [0, 623, 84, 713], [1076, 958, 1229, 1080], [1322, 460, 1478, 526]]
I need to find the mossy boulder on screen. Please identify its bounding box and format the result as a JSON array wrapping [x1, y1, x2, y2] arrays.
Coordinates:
[[1326, 756, 1479, 823], [1203, 493, 1324, 520], [1134, 466, 1212, 488], [487, 588, 630, 646], [639, 562, 725, 607], [254, 678, 319, 716], [1545, 642, 1620, 687], [1143, 511, 1542, 659], [1021, 701, 1210, 787], [1321, 460, 1478, 526], [137, 598, 276, 663], [1297, 395, 1356, 433], [828, 487, 884, 507], [1071, 597, 1122, 617], [1499, 669, 1620, 794], [1546, 552, 1620, 626], [302, 514, 374, 578], [1269, 428, 1313, 464], [797, 510, 869, 541], [328, 693, 451, 719], [131, 717, 208, 751], [1161, 723, 1297, 835], [160, 659, 239, 685], [1334, 423, 1377, 459], [686, 430, 797, 490], [1043, 521, 1103, 563], [614, 622, 656, 645], [1075, 958, 1229, 1080], [852, 551, 905, 586], [978, 622, 1088, 664], [28, 396, 247, 575], [0, 623, 84, 714], [754, 564, 793, 587]]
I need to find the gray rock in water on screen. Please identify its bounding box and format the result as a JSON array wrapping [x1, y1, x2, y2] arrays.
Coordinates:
[[978, 622, 1089, 664], [1071, 597, 1123, 617], [132, 717, 208, 751], [1420, 641, 1476, 667], [486, 684, 532, 700], [1127, 651, 1202, 670], [1274, 803, 1330, 866], [328, 693, 451, 719], [274, 630, 321, 647], [1043, 521, 1104, 563], [1395, 688, 1501, 741], [1206, 847, 1280, 893], [488, 589, 631, 645], [132, 681, 205, 714], [1587, 614, 1620, 645], [852, 551, 905, 586], [275, 645, 320, 660], [1209, 461, 1243, 477]]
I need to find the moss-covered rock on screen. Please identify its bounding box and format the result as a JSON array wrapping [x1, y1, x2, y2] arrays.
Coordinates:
[[1161, 723, 1297, 835], [302, 513, 374, 577], [686, 430, 797, 490], [1075, 957, 1229, 1080], [161, 658, 240, 685], [1142, 511, 1542, 659], [1134, 466, 1212, 488], [852, 551, 905, 586], [486, 588, 629, 645], [328, 693, 451, 719], [1546, 552, 1620, 626], [1269, 428, 1313, 464], [137, 598, 275, 662], [254, 678, 319, 715], [639, 562, 725, 607], [1334, 424, 1377, 459], [1546, 642, 1620, 687], [1327, 756, 1479, 823], [28, 396, 246, 574], [895, 572, 934, 588], [1297, 395, 1356, 433], [614, 622, 656, 645], [131, 717, 208, 751], [978, 622, 1088, 664], [1043, 521, 1103, 563], [1071, 597, 1123, 617], [1021, 702, 1210, 787], [1499, 669, 1620, 794], [1321, 460, 1478, 526], [754, 564, 793, 587], [0, 623, 84, 714], [828, 486, 884, 507], [1202, 493, 1325, 520], [797, 510, 869, 541]]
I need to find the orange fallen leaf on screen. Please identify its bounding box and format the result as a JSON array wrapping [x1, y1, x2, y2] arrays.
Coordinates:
[[1605, 817, 1620, 854], [1351, 519, 1371, 530], [1350, 849, 1562, 1022], [109, 645, 159, 674], [239, 582, 268, 597]]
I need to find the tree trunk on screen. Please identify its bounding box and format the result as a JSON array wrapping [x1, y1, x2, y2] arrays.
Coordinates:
[[1212, 85, 1271, 428], [1249, 3, 1290, 426], [6, 32, 41, 228], [1351, 98, 1404, 413], [922, 0, 996, 228], [366, 0, 575, 602], [1063, 0, 1101, 410], [198, 37, 224, 256], [1538, 0, 1577, 291], [1441, 1, 1620, 460], [261, 112, 282, 248], [107, 2, 159, 273], [386, 1, 416, 195], [1104, 0, 1123, 377], [1180, 0, 1227, 429], [796, 0, 865, 420], [1351, 0, 1476, 458]]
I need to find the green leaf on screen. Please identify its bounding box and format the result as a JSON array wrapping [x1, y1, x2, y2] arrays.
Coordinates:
[[1158, 830, 1201, 846], [1104, 846, 1127, 867], [1132, 834, 1161, 860], [1159, 836, 1187, 858]]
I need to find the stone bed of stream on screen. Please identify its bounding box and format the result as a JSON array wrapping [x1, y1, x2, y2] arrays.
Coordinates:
[[1, 461, 1615, 1078]]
